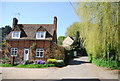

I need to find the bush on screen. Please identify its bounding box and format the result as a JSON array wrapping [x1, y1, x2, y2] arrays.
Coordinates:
[[36, 60, 45, 64], [47, 59, 57, 64], [47, 63, 55, 67], [16, 63, 55, 68], [0, 63, 13, 67], [21, 60, 34, 65], [92, 58, 120, 70], [67, 50, 74, 59], [3, 58, 10, 60], [16, 64, 26, 67], [55, 60, 65, 67]]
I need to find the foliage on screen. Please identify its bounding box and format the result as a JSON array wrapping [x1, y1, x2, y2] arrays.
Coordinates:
[[69, 31, 83, 56], [55, 60, 65, 67], [1, 40, 6, 46], [67, 50, 74, 58], [66, 22, 82, 37], [2, 25, 12, 35], [0, 39, 6, 50], [0, 63, 13, 67], [30, 43, 36, 50], [47, 59, 57, 64], [0, 25, 12, 39], [70, 31, 81, 49], [47, 59, 65, 67], [71, 2, 120, 69], [21, 60, 34, 65], [47, 63, 55, 67], [51, 43, 66, 60], [16, 63, 55, 68], [0, 25, 11, 49], [36, 60, 45, 64], [57, 36, 66, 45], [79, 48, 87, 56], [3, 57, 10, 60], [2, 57, 11, 64], [91, 58, 120, 70]]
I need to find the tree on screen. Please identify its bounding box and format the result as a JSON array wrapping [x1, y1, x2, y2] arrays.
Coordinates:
[[66, 22, 82, 37], [73, 2, 120, 67], [70, 31, 81, 55], [57, 36, 66, 45], [0, 25, 12, 39], [2, 25, 12, 36], [0, 25, 12, 49]]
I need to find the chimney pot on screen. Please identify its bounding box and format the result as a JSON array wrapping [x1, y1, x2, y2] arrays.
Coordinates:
[[13, 18, 18, 26]]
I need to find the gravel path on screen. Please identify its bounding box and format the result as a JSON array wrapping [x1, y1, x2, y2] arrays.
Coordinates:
[[1, 57, 119, 80]]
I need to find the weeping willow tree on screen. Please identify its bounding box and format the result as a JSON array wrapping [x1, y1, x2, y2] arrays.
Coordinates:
[[74, 2, 120, 66], [66, 22, 82, 37]]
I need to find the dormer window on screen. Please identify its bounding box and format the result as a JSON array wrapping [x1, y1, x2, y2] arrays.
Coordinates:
[[36, 31, 46, 39], [12, 31, 21, 39]]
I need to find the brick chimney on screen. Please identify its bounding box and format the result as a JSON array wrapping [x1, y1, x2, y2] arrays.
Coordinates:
[[54, 16, 57, 31], [13, 18, 18, 29], [53, 16, 57, 43]]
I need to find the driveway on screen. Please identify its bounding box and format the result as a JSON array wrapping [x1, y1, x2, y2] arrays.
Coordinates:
[[0, 57, 119, 80]]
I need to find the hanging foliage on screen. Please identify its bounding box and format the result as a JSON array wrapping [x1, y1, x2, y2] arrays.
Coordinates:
[[70, 2, 120, 69]]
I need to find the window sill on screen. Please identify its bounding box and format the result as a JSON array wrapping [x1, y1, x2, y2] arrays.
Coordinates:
[[12, 37, 20, 39], [11, 55, 18, 57], [36, 56, 44, 58], [36, 38, 45, 39]]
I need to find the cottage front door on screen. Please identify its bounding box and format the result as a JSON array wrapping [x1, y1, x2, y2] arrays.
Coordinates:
[[24, 49, 29, 61]]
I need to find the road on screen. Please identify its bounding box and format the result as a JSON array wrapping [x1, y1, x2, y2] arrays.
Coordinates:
[[0, 57, 119, 80]]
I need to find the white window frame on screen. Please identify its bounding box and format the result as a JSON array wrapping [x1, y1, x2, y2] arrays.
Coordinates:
[[36, 49, 44, 58], [10, 48, 18, 56], [12, 31, 21, 39], [36, 31, 46, 39]]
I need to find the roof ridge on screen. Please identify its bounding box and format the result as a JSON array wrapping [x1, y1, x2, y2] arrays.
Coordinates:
[[18, 24, 54, 25]]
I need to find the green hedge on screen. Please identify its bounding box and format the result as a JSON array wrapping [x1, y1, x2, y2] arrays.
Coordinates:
[[0, 63, 13, 67], [91, 58, 120, 70], [16, 63, 55, 68]]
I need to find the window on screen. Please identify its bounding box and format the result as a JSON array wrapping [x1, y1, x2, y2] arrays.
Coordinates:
[[36, 49, 44, 58], [36, 32, 46, 39], [12, 31, 21, 39], [10, 48, 18, 56]]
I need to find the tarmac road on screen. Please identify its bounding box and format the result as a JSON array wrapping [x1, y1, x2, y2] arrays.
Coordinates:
[[0, 57, 119, 81]]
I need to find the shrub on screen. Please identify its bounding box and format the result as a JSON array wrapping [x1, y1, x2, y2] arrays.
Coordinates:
[[48, 64, 55, 67], [47, 59, 65, 67], [36, 60, 45, 64], [47, 59, 57, 64], [92, 58, 120, 70], [16, 64, 26, 67], [0, 63, 13, 67], [16, 63, 55, 68], [21, 60, 34, 65], [55, 60, 65, 67], [3, 58, 10, 60]]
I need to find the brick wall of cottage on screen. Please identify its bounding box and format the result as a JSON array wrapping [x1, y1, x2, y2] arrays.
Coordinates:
[[6, 40, 51, 62]]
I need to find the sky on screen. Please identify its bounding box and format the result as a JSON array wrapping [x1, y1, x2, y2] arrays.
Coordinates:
[[0, 2, 80, 37]]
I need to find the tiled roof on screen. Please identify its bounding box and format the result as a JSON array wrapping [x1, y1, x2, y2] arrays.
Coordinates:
[[69, 36, 75, 40], [6, 24, 55, 40]]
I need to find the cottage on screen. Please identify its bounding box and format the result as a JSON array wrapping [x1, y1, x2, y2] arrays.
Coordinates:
[[5, 16, 65, 63], [62, 36, 74, 48]]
